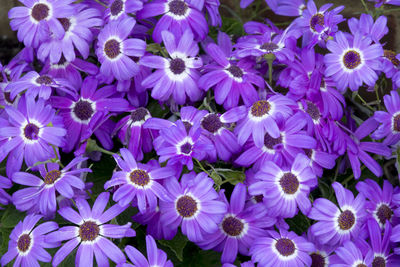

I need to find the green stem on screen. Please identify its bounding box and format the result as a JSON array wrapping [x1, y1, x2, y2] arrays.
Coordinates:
[[356, 93, 375, 112], [95, 0, 108, 8], [381, 8, 400, 13], [360, 0, 370, 14], [194, 158, 210, 177], [221, 4, 243, 24], [51, 145, 64, 168], [375, 87, 381, 110], [342, 165, 366, 186]]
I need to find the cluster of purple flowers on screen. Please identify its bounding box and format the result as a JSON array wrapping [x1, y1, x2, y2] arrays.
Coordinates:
[[1, 0, 400, 266]]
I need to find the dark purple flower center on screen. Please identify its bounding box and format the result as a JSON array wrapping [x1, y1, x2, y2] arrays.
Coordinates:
[[180, 142, 192, 154], [254, 194, 263, 203], [130, 169, 150, 186], [73, 100, 94, 121], [131, 107, 149, 122], [343, 50, 361, 70], [169, 58, 186, 75], [392, 114, 400, 132], [306, 101, 321, 121], [36, 75, 53, 85], [44, 170, 62, 185], [264, 133, 282, 150], [310, 252, 325, 267], [310, 13, 324, 32], [357, 264, 367, 267], [338, 210, 355, 230], [201, 114, 223, 133], [110, 0, 124, 16], [17, 234, 31, 252], [168, 0, 188, 16], [279, 172, 299, 195], [4, 92, 16, 104], [384, 50, 400, 67], [79, 221, 100, 241], [104, 39, 121, 59], [31, 3, 50, 22], [24, 123, 40, 140], [372, 256, 386, 267], [176, 195, 197, 218], [222, 216, 244, 237], [183, 121, 192, 133], [58, 18, 71, 32], [226, 65, 243, 78], [260, 42, 279, 52], [251, 100, 271, 117], [275, 238, 296, 256], [376, 204, 393, 225]]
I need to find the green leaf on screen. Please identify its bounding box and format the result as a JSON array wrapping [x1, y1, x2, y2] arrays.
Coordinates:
[[158, 230, 188, 262], [1, 206, 25, 228], [221, 16, 244, 36], [285, 212, 310, 235], [217, 169, 245, 185]]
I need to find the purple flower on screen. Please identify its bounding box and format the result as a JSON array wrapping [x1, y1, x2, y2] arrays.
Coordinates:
[[50, 76, 129, 153], [120, 235, 173, 267], [159, 172, 227, 242], [199, 32, 265, 109], [381, 49, 400, 79], [96, 17, 146, 81], [308, 182, 366, 246], [113, 107, 154, 161], [46, 192, 135, 266], [8, 0, 75, 48], [105, 149, 172, 213], [104, 0, 143, 22], [37, 4, 103, 63], [249, 154, 317, 218], [1, 214, 59, 267], [348, 14, 388, 44], [304, 147, 337, 177], [140, 30, 203, 104], [137, 0, 208, 43], [370, 0, 400, 7], [11, 157, 91, 217], [330, 240, 373, 266], [265, 0, 306, 17], [0, 96, 66, 177], [250, 228, 315, 267], [306, 228, 336, 267], [0, 175, 12, 209], [392, 224, 400, 255], [197, 183, 269, 264], [324, 31, 383, 92]]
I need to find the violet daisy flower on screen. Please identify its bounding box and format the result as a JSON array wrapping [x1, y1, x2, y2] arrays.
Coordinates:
[[199, 32, 265, 109], [8, 0, 75, 48], [47, 192, 135, 266], [381, 49, 400, 79], [306, 229, 336, 267], [248, 154, 317, 218], [0, 175, 12, 208], [159, 172, 227, 242], [11, 157, 91, 217], [391, 224, 400, 255], [265, 0, 306, 17], [373, 90, 400, 145], [37, 4, 104, 64], [140, 30, 203, 104], [105, 149, 173, 213], [308, 182, 366, 246], [5, 71, 75, 100], [356, 179, 398, 228], [250, 228, 315, 267], [121, 235, 173, 267], [234, 95, 295, 148], [304, 147, 337, 177], [50, 76, 129, 153], [324, 31, 383, 92], [0, 97, 66, 177], [113, 107, 154, 161], [104, 0, 143, 22], [199, 106, 245, 162], [330, 240, 373, 266], [1, 214, 59, 267], [197, 183, 269, 264], [96, 17, 146, 81], [348, 13, 388, 44], [137, 0, 208, 43], [370, 0, 400, 8]]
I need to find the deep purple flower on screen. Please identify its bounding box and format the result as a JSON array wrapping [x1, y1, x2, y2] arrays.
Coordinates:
[[120, 235, 173, 267], [140, 30, 203, 104], [348, 14, 388, 44], [96, 17, 146, 81], [306, 228, 337, 267], [104, 0, 143, 22], [199, 32, 265, 109], [137, 0, 208, 43], [0, 175, 12, 209], [265, 0, 306, 17], [38, 4, 103, 63], [369, 0, 400, 8], [308, 182, 366, 246], [46, 192, 135, 266], [324, 31, 383, 92], [250, 228, 315, 267], [392, 224, 400, 255], [249, 154, 317, 218], [8, 0, 75, 48], [1, 214, 59, 267], [381, 49, 400, 79], [159, 172, 227, 242], [105, 149, 172, 213], [330, 240, 373, 266], [0, 96, 66, 177], [50, 76, 129, 153], [304, 147, 337, 177], [11, 157, 91, 217], [197, 183, 269, 263]]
